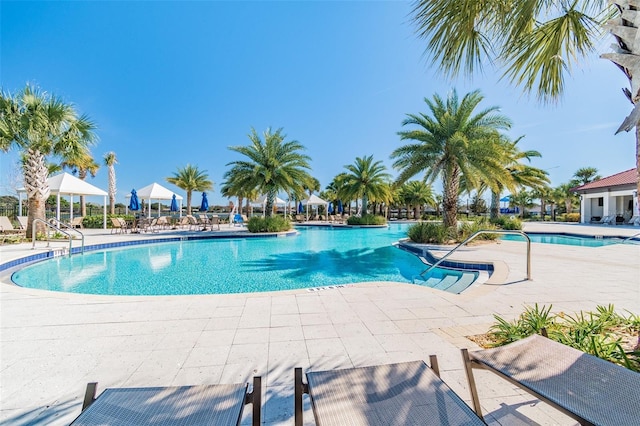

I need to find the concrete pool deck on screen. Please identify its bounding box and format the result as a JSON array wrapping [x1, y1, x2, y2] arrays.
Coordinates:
[[1, 222, 639, 425]]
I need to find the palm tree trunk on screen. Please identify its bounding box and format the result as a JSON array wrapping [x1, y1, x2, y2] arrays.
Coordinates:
[[442, 168, 460, 230], [186, 191, 192, 215], [362, 195, 368, 215], [490, 191, 500, 220], [24, 149, 50, 238], [79, 169, 87, 217], [108, 165, 116, 215]]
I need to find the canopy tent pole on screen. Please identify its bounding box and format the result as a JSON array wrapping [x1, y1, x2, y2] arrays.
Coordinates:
[[18, 193, 23, 216], [103, 196, 107, 229], [69, 194, 74, 221], [57, 193, 61, 221]]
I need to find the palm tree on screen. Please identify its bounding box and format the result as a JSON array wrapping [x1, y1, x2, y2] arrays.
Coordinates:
[[226, 127, 312, 217], [103, 152, 118, 215], [391, 89, 512, 230], [166, 164, 213, 215], [510, 190, 534, 219], [556, 182, 579, 215], [303, 177, 321, 197], [530, 184, 552, 221], [0, 85, 97, 236], [61, 148, 100, 216], [341, 155, 391, 216], [400, 181, 435, 219], [410, 1, 639, 215], [572, 167, 601, 186]]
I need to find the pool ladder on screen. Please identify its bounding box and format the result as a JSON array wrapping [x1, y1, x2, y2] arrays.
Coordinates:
[[31, 218, 85, 256], [419, 230, 531, 281]]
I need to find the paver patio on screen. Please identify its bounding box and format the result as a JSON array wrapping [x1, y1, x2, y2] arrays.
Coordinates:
[[1, 222, 638, 425]]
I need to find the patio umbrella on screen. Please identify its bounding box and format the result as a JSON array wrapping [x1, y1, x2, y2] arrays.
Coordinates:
[[297, 201, 303, 214], [129, 189, 140, 211], [337, 200, 343, 214], [328, 202, 334, 214], [200, 192, 209, 212], [170, 194, 179, 212]]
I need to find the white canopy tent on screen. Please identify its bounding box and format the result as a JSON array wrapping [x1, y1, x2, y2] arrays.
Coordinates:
[[252, 195, 287, 217], [126, 182, 184, 218], [18, 172, 108, 229], [302, 194, 329, 220]]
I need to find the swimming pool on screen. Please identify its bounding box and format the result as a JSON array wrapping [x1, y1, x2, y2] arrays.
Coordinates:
[[11, 224, 478, 296], [500, 232, 635, 247]]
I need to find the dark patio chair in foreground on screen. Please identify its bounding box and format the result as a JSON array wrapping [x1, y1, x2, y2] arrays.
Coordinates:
[[462, 334, 639, 425], [294, 358, 485, 426], [71, 376, 261, 425]]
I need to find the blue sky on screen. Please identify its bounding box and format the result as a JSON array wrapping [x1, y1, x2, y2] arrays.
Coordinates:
[[1, 1, 635, 207]]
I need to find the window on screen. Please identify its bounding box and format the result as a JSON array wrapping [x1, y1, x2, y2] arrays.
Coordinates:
[[598, 198, 603, 207]]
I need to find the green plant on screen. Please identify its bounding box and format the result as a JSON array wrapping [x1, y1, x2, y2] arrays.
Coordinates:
[[407, 221, 451, 244], [346, 214, 386, 226], [246, 216, 291, 233], [490, 216, 522, 230], [489, 304, 555, 346], [565, 213, 580, 222], [458, 219, 498, 241]]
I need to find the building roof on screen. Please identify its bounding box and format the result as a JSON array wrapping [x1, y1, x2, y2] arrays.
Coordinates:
[[572, 168, 636, 192]]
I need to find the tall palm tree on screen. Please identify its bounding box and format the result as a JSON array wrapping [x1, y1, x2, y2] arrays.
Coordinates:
[[510, 190, 534, 219], [226, 127, 312, 217], [0, 85, 97, 236], [303, 177, 321, 197], [103, 152, 118, 215], [400, 181, 435, 219], [391, 89, 512, 229], [166, 164, 213, 215], [220, 167, 258, 216], [341, 155, 391, 215], [410, 1, 639, 214]]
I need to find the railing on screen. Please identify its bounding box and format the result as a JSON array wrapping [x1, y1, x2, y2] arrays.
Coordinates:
[[31, 218, 84, 256], [420, 230, 531, 281], [47, 218, 85, 253], [622, 231, 640, 243]]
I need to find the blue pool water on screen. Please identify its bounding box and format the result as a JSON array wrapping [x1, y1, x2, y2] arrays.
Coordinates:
[[12, 224, 475, 296], [500, 233, 628, 247]]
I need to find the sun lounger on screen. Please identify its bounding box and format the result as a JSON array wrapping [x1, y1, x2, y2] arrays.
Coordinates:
[[69, 216, 84, 229], [294, 359, 485, 426], [210, 215, 220, 230], [110, 217, 127, 234], [17, 216, 28, 230], [0, 216, 25, 235], [71, 377, 261, 425], [462, 334, 639, 425], [626, 215, 640, 226]]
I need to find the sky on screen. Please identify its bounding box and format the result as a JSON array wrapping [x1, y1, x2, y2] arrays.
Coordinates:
[[1, 1, 636, 207]]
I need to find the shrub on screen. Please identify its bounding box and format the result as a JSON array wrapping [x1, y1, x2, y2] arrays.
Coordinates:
[[490, 216, 522, 230], [459, 219, 499, 241], [83, 215, 104, 229], [346, 214, 387, 226], [565, 213, 580, 222], [407, 222, 451, 244], [246, 216, 291, 233]]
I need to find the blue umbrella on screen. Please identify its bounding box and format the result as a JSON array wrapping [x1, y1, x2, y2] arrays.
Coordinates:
[[500, 195, 511, 202], [337, 200, 343, 214], [297, 201, 303, 214], [200, 192, 209, 212], [170, 194, 179, 212], [129, 189, 140, 211], [328, 202, 334, 214]]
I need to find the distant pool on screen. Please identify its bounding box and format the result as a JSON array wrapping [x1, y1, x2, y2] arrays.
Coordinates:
[[11, 224, 477, 296], [501, 233, 632, 247]]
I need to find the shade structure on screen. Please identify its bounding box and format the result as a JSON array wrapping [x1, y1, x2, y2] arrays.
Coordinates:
[[170, 194, 179, 212], [127, 182, 184, 217], [302, 194, 328, 220], [253, 195, 287, 217], [17, 172, 109, 229], [200, 192, 209, 212], [129, 189, 140, 211], [337, 200, 343, 214]]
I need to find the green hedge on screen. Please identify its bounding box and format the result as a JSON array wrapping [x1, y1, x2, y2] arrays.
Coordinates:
[[346, 214, 387, 226], [490, 216, 522, 230], [246, 216, 292, 233], [407, 219, 500, 244]]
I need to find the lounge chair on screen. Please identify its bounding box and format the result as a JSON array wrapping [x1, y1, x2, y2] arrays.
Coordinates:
[[0, 216, 25, 235], [69, 216, 84, 229], [626, 215, 640, 226], [71, 377, 261, 425], [461, 333, 639, 425], [17, 216, 28, 230], [110, 217, 127, 234], [210, 215, 221, 230], [294, 359, 485, 426]]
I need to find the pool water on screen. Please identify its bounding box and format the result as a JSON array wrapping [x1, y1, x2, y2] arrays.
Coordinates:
[[500, 233, 626, 247], [12, 224, 475, 296]]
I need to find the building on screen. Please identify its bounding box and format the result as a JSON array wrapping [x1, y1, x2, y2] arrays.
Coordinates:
[[571, 168, 638, 224]]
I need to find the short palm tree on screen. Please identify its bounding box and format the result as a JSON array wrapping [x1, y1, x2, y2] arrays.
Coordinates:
[[166, 164, 213, 215], [103, 152, 118, 215], [341, 155, 391, 215], [400, 181, 435, 219], [226, 127, 312, 217], [0, 85, 97, 236], [572, 167, 601, 186], [391, 89, 512, 230], [410, 0, 639, 214], [61, 148, 100, 216]]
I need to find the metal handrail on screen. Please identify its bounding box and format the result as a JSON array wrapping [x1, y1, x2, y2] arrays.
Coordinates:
[[621, 231, 640, 243], [47, 217, 85, 253], [420, 229, 531, 281], [31, 218, 84, 256]]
